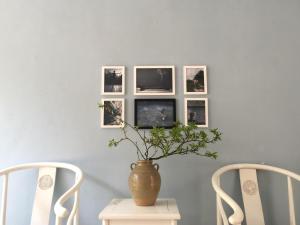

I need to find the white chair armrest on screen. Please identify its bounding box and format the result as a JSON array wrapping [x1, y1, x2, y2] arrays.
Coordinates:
[[54, 174, 83, 219], [212, 173, 244, 225]]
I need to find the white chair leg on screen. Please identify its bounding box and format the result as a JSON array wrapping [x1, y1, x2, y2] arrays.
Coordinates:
[[55, 217, 63, 225], [287, 177, 296, 225], [0, 175, 8, 225], [73, 211, 79, 225]]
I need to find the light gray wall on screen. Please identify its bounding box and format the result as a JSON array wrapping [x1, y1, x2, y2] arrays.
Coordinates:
[[1, 0, 300, 224]]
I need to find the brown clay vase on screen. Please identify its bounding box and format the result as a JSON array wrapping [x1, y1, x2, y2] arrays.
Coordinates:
[[128, 160, 161, 206]]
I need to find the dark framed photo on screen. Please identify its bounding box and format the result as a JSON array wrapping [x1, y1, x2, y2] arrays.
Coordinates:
[[134, 99, 176, 129], [134, 66, 175, 95], [184, 98, 208, 127], [101, 66, 125, 95], [184, 65, 207, 94], [100, 98, 124, 128]]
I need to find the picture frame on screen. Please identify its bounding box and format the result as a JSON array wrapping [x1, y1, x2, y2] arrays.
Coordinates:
[[183, 65, 207, 95], [134, 99, 176, 129], [101, 66, 125, 95], [184, 98, 208, 127], [134, 66, 175, 95], [100, 98, 125, 128]]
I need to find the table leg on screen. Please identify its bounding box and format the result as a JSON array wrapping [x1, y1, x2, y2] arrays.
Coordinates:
[[102, 219, 109, 225], [171, 220, 177, 225]]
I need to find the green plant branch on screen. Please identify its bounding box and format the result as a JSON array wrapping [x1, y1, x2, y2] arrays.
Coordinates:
[[101, 105, 222, 161], [148, 137, 217, 160], [121, 125, 146, 160], [122, 120, 150, 153], [99, 102, 222, 161]]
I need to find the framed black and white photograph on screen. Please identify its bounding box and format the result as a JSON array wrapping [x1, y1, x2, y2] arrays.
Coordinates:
[[100, 98, 124, 128], [184, 65, 207, 94], [101, 66, 125, 95], [184, 98, 208, 127], [134, 66, 175, 95], [135, 99, 176, 129]]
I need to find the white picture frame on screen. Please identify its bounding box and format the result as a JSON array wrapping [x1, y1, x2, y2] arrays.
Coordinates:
[[101, 66, 125, 95], [100, 98, 125, 128], [184, 98, 208, 127], [183, 65, 207, 95], [134, 65, 175, 95]]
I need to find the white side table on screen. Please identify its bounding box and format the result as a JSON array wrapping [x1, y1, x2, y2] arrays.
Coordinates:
[[99, 199, 181, 225]]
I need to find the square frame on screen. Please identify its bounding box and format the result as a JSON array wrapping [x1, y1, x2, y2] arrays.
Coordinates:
[[134, 99, 176, 129], [183, 65, 207, 95], [134, 65, 175, 95], [184, 98, 208, 127], [101, 66, 125, 95], [100, 98, 125, 128]]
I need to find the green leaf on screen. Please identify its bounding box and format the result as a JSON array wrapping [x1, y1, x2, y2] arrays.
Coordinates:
[[204, 151, 218, 159], [108, 139, 118, 147]]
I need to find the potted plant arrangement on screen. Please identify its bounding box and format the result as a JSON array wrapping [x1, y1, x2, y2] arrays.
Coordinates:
[[107, 120, 222, 206]]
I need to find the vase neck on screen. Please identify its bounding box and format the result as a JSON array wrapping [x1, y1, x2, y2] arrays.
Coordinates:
[[137, 160, 153, 165]]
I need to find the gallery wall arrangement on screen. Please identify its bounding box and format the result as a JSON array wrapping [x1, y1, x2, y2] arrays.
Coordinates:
[[99, 65, 208, 129], [2, 1, 300, 225]]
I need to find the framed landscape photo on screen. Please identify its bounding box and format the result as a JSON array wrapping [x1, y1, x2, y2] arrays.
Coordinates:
[[134, 99, 176, 129], [134, 66, 175, 95], [184, 98, 208, 127], [184, 65, 207, 94], [101, 66, 125, 95], [100, 98, 124, 128]]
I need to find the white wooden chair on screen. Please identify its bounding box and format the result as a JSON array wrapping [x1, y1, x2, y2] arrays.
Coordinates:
[[0, 162, 83, 225], [212, 163, 300, 225]]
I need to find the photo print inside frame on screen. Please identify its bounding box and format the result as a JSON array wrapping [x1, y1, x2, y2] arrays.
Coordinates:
[[184, 66, 207, 94], [100, 98, 124, 128], [135, 99, 176, 129], [101, 66, 125, 95], [134, 66, 175, 95], [185, 98, 208, 127]]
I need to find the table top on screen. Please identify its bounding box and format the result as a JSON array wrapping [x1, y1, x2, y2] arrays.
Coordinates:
[[99, 199, 181, 220]]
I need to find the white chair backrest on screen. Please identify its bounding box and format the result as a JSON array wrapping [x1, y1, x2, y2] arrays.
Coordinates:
[[239, 168, 265, 225], [0, 162, 83, 225], [31, 167, 57, 225], [212, 163, 300, 225]]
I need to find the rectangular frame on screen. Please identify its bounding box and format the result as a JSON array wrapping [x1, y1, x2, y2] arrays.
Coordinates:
[[134, 99, 176, 129], [183, 65, 207, 95], [100, 98, 125, 128], [101, 66, 125, 95], [134, 65, 175, 95], [184, 98, 208, 127]]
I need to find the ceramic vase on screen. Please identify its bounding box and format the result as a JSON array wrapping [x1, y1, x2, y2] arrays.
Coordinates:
[[128, 160, 161, 206]]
